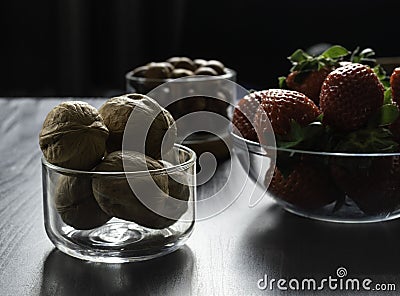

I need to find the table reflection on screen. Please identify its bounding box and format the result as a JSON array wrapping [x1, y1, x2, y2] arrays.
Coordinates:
[[40, 246, 194, 296]]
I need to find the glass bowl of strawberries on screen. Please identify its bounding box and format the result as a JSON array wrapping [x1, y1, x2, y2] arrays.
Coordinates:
[[232, 45, 400, 223]]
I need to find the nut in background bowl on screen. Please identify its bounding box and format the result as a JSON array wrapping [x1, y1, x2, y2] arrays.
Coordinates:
[[42, 144, 196, 263], [231, 130, 400, 223]]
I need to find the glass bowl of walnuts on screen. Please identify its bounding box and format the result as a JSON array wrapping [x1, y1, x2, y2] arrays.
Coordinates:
[[40, 95, 196, 262], [42, 144, 196, 263], [231, 46, 400, 222]]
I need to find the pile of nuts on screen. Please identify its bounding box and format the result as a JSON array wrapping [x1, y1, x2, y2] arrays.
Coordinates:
[[128, 57, 233, 122], [39, 94, 189, 230], [131, 57, 227, 79]]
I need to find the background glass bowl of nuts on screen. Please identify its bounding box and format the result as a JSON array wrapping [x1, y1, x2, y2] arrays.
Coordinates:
[[126, 57, 237, 159], [42, 143, 196, 263]]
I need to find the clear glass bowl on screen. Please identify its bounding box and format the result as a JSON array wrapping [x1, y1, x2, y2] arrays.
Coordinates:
[[125, 68, 236, 120], [42, 144, 196, 263], [126, 68, 236, 98], [232, 132, 400, 223], [126, 69, 237, 159]]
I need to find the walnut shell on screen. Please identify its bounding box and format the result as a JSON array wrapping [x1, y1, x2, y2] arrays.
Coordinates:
[[55, 175, 111, 230], [160, 160, 190, 203], [39, 101, 109, 170], [92, 151, 183, 229], [98, 94, 177, 159]]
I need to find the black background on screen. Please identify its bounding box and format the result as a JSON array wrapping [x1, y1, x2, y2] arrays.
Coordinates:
[[1, 0, 398, 97]]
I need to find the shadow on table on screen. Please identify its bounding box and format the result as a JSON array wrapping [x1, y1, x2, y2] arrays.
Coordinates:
[[39, 246, 194, 296], [242, 204, 400, 279]]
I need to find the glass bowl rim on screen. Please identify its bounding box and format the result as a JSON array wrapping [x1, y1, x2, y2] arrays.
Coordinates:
[[41, 143, 196, 176], [125, 68, 236, 83], [231, 130, 400, 157]]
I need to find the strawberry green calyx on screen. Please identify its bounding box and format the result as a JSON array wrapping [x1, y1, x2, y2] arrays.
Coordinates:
[[334, 128, 399, 153], [276, 117, 325, 150], [279, 45, 390, 89], [373, 65, 391, 91], [278, 45, 350, 88], [278, 76, 288, 89], [275, 103, 400, 153], [350, 47, 376, 66], [368, 103, 399, 127], [288, 45, 349, 73], [328, 104, 399, 153]]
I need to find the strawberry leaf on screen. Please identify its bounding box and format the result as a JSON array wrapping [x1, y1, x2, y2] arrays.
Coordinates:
[[373, 65, 388, 82], [277, 120, 304, 148], [384, 88, 392, 105], [350, 47, 377, 66], [278, 76, 287, 89], [277, 120, 325, 150], [334, 127, 399, 153], [277, 140, 302, 149], [377, 104, 399, 126], [359, 48, 375, 57], [368, 104, 399, 127], [373, 65, 391, 91], [289, 119, 304, 141], [289, 49, 311, 63], [287, 45, 349, 73], [321, 45, 349, 59], [316, 113, 324, 122]]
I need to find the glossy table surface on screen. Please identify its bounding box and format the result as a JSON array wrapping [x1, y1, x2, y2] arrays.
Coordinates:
[[0, 98, 399, 296]]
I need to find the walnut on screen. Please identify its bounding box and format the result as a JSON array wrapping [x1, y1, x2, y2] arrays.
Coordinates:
[[92, 150, 184, 229], [54, 175, 111, 230], [160, 160, 190, 203], [98, 94, 177, 159], [39, 101, 109, 170]]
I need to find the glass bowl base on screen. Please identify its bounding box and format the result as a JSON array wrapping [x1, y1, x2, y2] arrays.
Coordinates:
[[46, 220, 194, 263], [274, 197, 400, 224]]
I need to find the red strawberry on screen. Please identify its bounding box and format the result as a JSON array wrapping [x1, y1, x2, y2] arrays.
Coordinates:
[[391, 67, 400, 105], [253, 89, 321, 144], [232, 91, 266, 142], [266, 162, 337, 210], [331, 156, 400, 215], [320, 64, 384, 131], [286, 67, 332, 105]]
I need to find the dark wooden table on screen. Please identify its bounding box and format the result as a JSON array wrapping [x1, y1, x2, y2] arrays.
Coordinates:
[[1, 98, 400, 296]]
